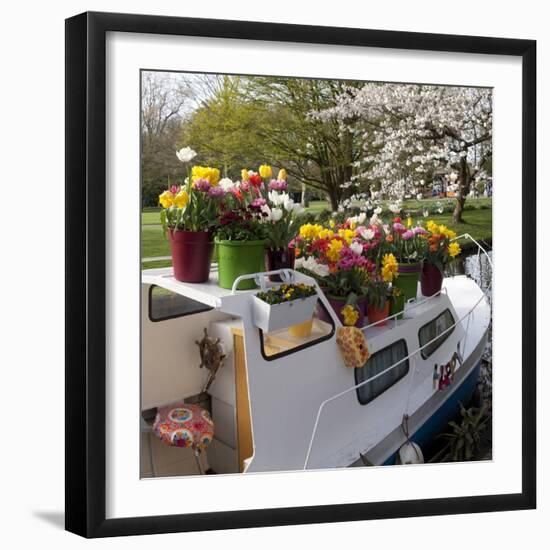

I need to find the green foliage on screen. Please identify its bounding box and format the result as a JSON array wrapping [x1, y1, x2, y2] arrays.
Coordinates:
[[439, 402, 491, 462], [256, 283, 316, 305]]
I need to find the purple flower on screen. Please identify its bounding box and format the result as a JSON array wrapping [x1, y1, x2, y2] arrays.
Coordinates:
[[393, 222, 406, 234], [414, 227, 428, 235], [208, 186, 225, 198], [251, 197, 267, 208], [193, 178, 211, 192], [402, 230, 414, 240], [268, 179, 288, 191]]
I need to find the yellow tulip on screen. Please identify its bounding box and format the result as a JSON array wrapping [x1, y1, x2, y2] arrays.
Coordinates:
[[259, 164, 272, 179], [209, 168, 220, 186], [241, 169, 250, 181], [173, 190, 189, 208], [159, 190, 174, 208], [407, 217, 413, 228], [277, 168, 287, 181]]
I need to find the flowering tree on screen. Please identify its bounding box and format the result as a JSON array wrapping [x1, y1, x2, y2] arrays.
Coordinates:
[[314, 83, 492, 223]]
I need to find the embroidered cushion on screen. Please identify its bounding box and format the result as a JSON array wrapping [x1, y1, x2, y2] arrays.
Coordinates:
[[153, 402, 214, 450]]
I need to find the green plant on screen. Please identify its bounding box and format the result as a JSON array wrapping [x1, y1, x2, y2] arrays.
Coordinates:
[[365, 277, 391, 309], [256, 283, 316, 305], [439, 402, 490, 462]]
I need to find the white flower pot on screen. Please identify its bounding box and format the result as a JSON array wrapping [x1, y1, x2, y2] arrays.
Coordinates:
[[252, 294, 318, 333]]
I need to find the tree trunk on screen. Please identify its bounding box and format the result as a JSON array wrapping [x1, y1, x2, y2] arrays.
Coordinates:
[[301, 181, 309, 208], [452, 158, 471, 224]]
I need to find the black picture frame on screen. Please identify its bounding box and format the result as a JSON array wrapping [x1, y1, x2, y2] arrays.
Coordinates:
[[65, 11, 536, 538]]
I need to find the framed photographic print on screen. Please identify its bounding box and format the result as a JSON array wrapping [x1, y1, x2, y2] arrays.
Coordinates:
[[65, 11, 536, 538]]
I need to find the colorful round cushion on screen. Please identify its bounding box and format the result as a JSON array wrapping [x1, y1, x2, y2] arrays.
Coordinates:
[[153, 402, 214, 451]]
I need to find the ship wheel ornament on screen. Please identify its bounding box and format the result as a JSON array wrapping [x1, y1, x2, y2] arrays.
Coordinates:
[[195, 327, 226, 392]]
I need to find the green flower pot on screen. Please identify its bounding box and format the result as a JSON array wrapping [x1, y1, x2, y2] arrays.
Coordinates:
[[393, 262, 422, 302], [389, 293, 406, 320], [215, 239, 267, 290]]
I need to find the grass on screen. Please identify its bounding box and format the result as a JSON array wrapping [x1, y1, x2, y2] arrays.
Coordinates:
[[142, 197, 491, 225], [141, 206, 491, 269]]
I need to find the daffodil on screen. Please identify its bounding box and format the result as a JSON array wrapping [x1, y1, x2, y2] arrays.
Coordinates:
[[299, 223, 323, 240], [326, 239, 344, 262], [381, 253, 399, 282], [159, 190, 175, 208], [448, 242, 461, 257], [173, 189, 189, 208], [426, 220, 439, 234], [338, 228, 355, 244], [318, 228, 335, 240], [341, 304, 360, 327]]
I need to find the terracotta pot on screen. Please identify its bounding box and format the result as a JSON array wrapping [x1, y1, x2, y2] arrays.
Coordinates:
[[420, 263, 444, 296], [168, 229, 213, 283], [367, 300, 390, 327], [264, 247, 295, 282]]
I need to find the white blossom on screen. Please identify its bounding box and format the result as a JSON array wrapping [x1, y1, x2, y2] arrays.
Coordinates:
[[176, 147, 197, 163], [295, 256, 329, 277]]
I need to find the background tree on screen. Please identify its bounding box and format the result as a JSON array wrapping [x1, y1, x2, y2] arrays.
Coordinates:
[[141, 72, 192, 206], [318, 83, 492, 222], [182, 76, 370, 210]]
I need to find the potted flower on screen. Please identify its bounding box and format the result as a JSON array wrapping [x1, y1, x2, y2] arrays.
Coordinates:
[[253, 283, 318, 333], [365, 277, 391, 326], [421, 220, 461, 296], [389, 286, 405, 320], [214, 172, 268, 290], [261, 172, 305, 280], [294, 225, 375, 327], [378, 216, 428, 302], [159, 153, 225, 283]]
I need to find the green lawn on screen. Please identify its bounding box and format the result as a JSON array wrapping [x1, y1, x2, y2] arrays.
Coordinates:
[[141, 206, 491, 269]]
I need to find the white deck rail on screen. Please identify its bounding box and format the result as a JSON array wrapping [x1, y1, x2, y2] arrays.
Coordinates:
[[302, 235, 492, 470]]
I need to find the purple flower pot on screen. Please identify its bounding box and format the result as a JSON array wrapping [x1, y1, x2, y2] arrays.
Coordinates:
[[421, 263, 444, 296]]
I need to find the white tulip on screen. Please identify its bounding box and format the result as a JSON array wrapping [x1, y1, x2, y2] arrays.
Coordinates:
[[360, 228, 375, 241], [219, 178, 235, 192], [374, 206, 382, 215], [176, 147, 197, 163], [271, 208, 283, 221], [350, 241, 363, 255]]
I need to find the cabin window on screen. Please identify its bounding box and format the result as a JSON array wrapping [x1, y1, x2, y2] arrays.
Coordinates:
[[354, 340, 409, 405], [148, 285, 212, 322], [259, 300, 335, 361], [418, 309, 455, 358]]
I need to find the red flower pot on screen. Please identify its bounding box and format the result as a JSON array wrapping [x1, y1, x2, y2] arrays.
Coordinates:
[[264, 247, 295, 282], [367, 300, 390, 327], [168, 229, 214, 283], [421, 263, 444, 296]]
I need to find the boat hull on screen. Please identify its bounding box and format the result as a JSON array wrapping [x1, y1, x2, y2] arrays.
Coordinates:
[[382, 361, 481, 465]]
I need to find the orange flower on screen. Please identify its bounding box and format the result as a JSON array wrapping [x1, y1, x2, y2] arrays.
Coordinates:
[[430, 244, 438, 252], [386, 235, 394, 243], [295, 247, 301, 257]]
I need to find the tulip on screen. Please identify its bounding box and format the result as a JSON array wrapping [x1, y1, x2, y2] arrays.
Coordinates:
[[259, 165, 272, 179], [277, 168, 287, 181], [241, 169, 250, 181]]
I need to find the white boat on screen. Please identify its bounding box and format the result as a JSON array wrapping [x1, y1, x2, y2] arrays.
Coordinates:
[[141, 237, 491, 474]]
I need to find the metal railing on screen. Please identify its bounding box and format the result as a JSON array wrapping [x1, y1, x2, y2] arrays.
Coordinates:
[[302, 234, 492, 470]]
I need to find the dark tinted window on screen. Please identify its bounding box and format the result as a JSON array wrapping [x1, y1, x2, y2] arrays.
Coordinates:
[[148, 285, 212, 322], [418, 309, 455, 358], [355, 340, 409, 405]]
